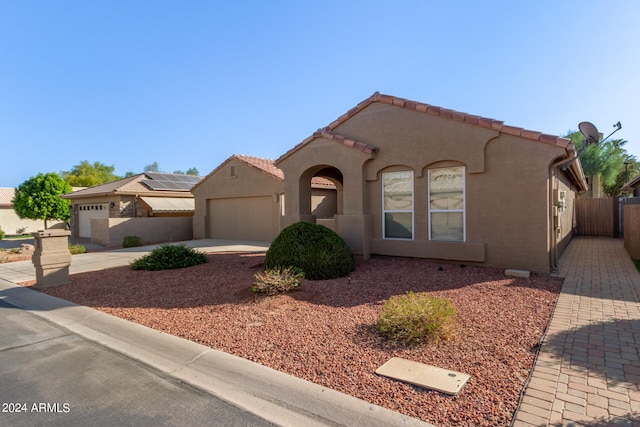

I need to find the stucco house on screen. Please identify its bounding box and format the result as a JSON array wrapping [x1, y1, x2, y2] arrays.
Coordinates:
[[63, 172, 200, 246], [196, 93, 587, 273], [0, 187, 65, 235], [192, 154, 335, 241], [623, 173, 640, 197]]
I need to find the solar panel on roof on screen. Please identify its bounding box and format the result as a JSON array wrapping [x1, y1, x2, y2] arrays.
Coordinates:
[[164, 181, 184, 190], [142, 173, 200, 191], [142, 180, 167, 190]]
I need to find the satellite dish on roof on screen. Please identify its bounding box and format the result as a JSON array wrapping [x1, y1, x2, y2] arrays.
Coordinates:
[[578, 121, 600, 146], [562, 120, 622, 171]]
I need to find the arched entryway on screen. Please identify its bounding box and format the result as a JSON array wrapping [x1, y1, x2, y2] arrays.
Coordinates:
[[298, 165, 343, 232]]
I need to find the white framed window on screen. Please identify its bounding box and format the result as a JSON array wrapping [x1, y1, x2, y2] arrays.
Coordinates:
[[428, 166, 465, 241], [382, 170, 413, 239]]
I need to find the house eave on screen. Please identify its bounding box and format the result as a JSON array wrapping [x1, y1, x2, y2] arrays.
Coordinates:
[[63, 191, 193, 200]]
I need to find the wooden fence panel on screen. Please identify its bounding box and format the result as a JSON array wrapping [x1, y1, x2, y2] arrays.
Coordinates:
[[575, 197, 616, 237]]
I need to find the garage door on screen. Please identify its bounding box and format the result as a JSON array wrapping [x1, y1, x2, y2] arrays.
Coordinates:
[[78, 204, 109, 238], [208, 197, 274, 241]]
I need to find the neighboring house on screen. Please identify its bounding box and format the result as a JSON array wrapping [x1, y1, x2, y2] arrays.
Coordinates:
[[0, 187, 65, 235], [192, 154, 335, 242], [622, 173, 640, 197], [272, 92, 587, 273], [580, 174, 606, 199], [62, 172, 200, 246]]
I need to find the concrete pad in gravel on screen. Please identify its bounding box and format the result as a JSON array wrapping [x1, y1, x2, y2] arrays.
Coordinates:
[[376, 357, 470, 395]]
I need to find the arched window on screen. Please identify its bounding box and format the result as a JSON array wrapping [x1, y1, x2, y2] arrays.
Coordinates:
[[382, 170, 413, 239], [428, 166, 465, 241]]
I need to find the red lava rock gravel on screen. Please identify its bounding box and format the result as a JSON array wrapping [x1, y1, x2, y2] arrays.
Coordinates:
[[28, 252, 562, 427]]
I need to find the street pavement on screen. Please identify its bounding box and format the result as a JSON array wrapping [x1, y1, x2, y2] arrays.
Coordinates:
[[0, 299, 273, 427], [0, 239, 433, 427]]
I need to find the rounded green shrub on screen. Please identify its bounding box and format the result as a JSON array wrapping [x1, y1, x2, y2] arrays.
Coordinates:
[[122, 235, 144, 248], [264, 221, 353, 280], [376, 292, 457, 345], [131, 244, 208, 271], [0, 229, 5, 240]]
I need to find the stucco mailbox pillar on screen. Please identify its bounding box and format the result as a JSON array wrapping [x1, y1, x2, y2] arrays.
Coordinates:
[[32, 230, 72, 288]]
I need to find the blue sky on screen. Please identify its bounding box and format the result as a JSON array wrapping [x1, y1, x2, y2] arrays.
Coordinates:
[[1, 1, 639, 188]]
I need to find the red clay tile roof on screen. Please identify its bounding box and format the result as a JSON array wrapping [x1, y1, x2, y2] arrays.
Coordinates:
[[314, 129, 377, 154], [234, 155, 284, 180], [193, 155, 335, 191], [276, 129, 378, 164], [327, 92, 571, 148], [277, 92, 572, 164], [235, 155, 334, 188]]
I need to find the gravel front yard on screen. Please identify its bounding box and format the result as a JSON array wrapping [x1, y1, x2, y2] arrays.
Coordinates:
[[27, 252, 562, 427]]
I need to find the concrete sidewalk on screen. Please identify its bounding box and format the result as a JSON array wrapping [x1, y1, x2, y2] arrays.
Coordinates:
[[0, 239, 272, 283], [513, 237, 640, 426], [0, 239, 432, 427]]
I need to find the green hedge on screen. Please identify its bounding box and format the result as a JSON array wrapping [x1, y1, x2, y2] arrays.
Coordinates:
[[131, 244, 208, 271], [264, 221, 353, 280], [123, 235, 144, 248]]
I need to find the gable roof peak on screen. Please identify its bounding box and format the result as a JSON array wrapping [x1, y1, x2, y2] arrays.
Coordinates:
[[232, 154, 284, 180], [327, 92, 570, 148]]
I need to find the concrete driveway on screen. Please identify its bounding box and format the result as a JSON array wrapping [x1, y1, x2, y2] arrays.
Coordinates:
[[0, 239, 272, 283]]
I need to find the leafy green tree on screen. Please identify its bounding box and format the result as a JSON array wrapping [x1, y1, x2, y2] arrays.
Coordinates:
[[144, 161, 159, 172], [603, 158, 639, 196], [13, 173, 72, 229], [565, 131, 633, 194], [61, 160, 121, 187], [173, 167, 199, 176]]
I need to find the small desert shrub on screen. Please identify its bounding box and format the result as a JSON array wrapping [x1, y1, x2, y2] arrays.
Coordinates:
[[131, 244, 208, 271], [251, 267, 304, 295], [122, 235, 144, 248], [264, 221, 353, 280], [376, 292, 457, 345], [69, 244, 87, 255]]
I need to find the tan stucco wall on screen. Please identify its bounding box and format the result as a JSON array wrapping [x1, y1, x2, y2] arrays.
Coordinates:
[[278, 138, 374, 256], [0, 207, 63, 234], [207, 196, 278, 241], [194, 157, 338, 241], [335, 103, 496, 177], [311, 188, 337, 218], [91, 217, 193, 247], [69, 195, 144, 238], [555, 169, 578, 260], [624, 205, 640, 259], [278, 102, 574, 273], [192, 158, 283, 240], [363, 133, 563, 272], [465, 135, 561, 272]]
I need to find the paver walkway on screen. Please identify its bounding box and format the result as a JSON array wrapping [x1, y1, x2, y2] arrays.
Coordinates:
[[513, 237, 640, 426]]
